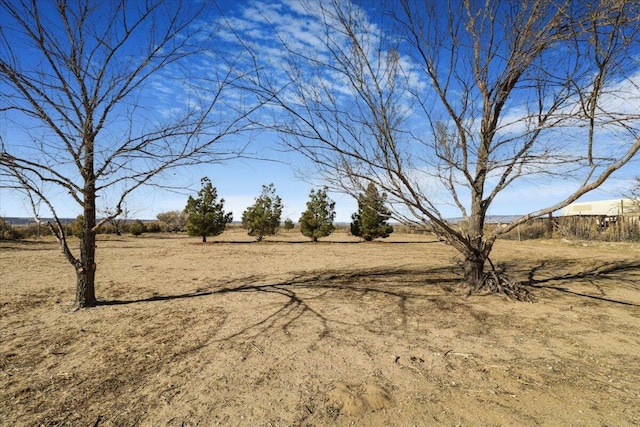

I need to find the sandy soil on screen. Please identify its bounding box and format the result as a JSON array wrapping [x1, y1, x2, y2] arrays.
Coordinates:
[[1, 229, 639, 426]]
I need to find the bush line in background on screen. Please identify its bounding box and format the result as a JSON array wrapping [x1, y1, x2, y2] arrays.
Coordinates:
[[3, 215, 639, 242]]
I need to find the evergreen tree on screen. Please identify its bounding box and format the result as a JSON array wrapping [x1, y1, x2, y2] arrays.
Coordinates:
[[283, 218, 295, 231], [351, 183, 393, 241], [241, 184, 283, 241], [299, 187, 336, 242], [70, 215, 85, 238], [185, 177, 233, 242]]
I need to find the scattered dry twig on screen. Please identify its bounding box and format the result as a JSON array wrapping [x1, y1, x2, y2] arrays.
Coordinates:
[[444, 350, 471, 358], [249, 341, 264, 354]]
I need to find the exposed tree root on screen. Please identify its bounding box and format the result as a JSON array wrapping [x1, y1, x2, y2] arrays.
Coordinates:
[[465, 271, 535, 302], [465, 259, 536, 302]]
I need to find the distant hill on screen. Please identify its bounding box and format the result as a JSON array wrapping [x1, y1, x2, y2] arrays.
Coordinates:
[[1, 217, 72, 226], [437, 215, 523, 224], [1, 217, 141, 226]]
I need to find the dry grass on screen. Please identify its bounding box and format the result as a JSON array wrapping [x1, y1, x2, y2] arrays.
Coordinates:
[[1, 230, 639, 426]]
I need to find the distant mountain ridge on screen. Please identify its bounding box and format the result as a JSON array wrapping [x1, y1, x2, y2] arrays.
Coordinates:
[[1, 217, 73, 226]]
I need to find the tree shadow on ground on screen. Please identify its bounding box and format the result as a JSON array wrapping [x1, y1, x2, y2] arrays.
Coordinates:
[[204, 239, 442, 245], [0, 239, 58, 251], [96, 265, 463, 342], [516, 259, 640, 307], [95, 258, 640, 308], [94, 259, 640, 345], [98, 265, 460, 306]]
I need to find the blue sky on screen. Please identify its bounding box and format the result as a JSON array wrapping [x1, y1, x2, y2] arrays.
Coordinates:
[[1, 0, 638, 223]]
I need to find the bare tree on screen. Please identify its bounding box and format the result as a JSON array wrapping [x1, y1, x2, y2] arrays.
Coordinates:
[[100, 205, 135, 236], [0, 0, 259, 308], [157, 210, 188, 233], [243, 0, 640, 299]]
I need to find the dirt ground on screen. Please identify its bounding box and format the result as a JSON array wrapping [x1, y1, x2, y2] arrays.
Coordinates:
[[1, 229, 639, 426]]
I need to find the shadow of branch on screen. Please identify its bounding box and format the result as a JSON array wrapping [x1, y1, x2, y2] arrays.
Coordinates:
[[96, 265, 461, 343], [524, 259, 640, 307]]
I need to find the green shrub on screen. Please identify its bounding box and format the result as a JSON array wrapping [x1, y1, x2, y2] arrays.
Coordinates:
[[129, 219, 145, 236], [283, 218, 295, 231], [70, 215, 84, 237]]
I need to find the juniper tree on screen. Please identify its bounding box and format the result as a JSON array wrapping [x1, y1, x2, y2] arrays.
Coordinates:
[[283, 218, 295, 231], [185, 177, 233, 242], [351, 183, 393, 241], [299, 187, 336, 242], [241, 184, 283, 241], [70, 215, 85, 238]]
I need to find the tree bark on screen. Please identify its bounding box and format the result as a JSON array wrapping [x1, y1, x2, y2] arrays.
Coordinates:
[[463, 174, 488, 285], [75, 197, 97, 308], [463, 250, 486, 285], [74, 256, 97, 308], [75, 128, 98, 309]]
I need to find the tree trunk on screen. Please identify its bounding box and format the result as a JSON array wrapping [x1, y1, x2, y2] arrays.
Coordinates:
[[75, 148, 98, 309], [74, 256, 97, 308], [75, 204, 97, 308], [463, 251, 486, 285], [464, 187, 490, 286], [202, 235, 207, 243]]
